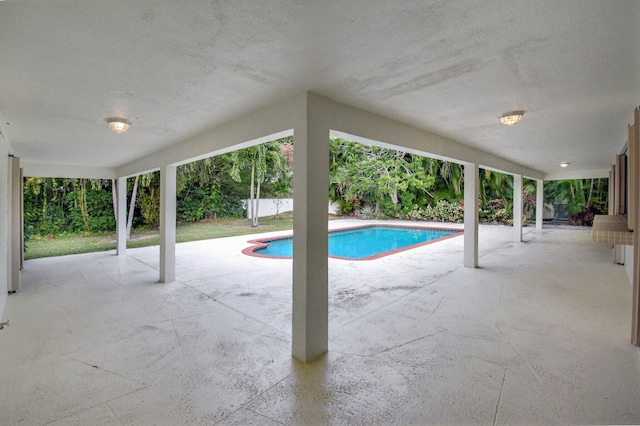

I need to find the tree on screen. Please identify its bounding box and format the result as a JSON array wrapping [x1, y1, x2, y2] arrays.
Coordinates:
[[544, 178, 608, 225], [428, 160, 464, 202], [24, 177, 115, 235], [127, 176, 139, 238], [329, 138, 436, 217], [136, 172, 160, 229], [229, 140, 288, 227], [479, 169, 513, 208]]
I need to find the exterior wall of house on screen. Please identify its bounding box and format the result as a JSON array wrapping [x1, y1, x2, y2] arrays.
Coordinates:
[[0, 136, 10, 318], [625, 245, 634, 285]]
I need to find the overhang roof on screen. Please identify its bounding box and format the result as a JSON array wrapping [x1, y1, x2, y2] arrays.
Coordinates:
[[1, 1, 638, 179]]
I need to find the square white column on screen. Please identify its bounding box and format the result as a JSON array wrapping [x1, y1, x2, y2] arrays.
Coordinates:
[[292, 96, 329, 362], [464, 162, 479, 268], [513, 174, 523, 242], [536, 179, 544, 231], [9, 156, 21, 292], [631, 108, 640, 346], [160, 165, 176, 283], [116, 177, 127, 256]]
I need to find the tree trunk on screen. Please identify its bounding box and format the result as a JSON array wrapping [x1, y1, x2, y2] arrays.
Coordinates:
[[587, 178, 594, 207], [249, 162, 257, 226], [253, 179, 261, 227], [78, 178, 89, 232], [111, 179, 117, 228], [73, 179, 78, 209], [390, 189, 398, 206], [127, 176, 139, 239]]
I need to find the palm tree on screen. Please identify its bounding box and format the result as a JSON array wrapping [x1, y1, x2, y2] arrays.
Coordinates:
[[229, 141, 287, 227], [480, 169, 513, 208]]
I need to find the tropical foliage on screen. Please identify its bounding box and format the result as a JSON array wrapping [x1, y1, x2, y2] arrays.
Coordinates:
[[329, 138, 437, 217], [24, 177, 116, 236], [544, 178, 608, 225]]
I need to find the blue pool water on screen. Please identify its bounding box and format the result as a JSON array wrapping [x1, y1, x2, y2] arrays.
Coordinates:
[[251, 225, 462, 260]]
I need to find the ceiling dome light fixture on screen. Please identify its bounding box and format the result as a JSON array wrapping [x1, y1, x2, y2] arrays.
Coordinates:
[[107, 117, 131, 134], [499, 111, 525, 126], [560, 162, 571, 168]]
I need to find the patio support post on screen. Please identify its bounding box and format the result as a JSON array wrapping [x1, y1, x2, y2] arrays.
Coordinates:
[[464, 162, 479, 268], [116, 177, 127, 256], [159, 165, 176, 283], [292, 94, 329, 362], [513, 173, 523, 242], [8, 156, 21, 292], [631, 107, 640, 346], [536, 179, 544, 231]]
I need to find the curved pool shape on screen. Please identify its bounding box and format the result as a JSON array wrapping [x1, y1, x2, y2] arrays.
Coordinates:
[[243, 225, 463, 260]]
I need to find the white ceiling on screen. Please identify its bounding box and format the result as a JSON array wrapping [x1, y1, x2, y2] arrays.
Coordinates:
[[1, 0, 638, 176]]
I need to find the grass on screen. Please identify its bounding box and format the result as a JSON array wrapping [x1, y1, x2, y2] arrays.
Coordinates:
[[25, 214, 295, 260]]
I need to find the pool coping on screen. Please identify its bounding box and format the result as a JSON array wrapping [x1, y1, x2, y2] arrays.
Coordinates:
[[242, 223, 464, 261]]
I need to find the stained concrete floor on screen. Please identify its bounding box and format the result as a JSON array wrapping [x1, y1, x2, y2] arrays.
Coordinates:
[[1, 220, 639, 425]]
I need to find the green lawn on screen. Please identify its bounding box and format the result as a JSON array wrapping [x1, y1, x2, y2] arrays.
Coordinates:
[[25, 215, 295, 260]]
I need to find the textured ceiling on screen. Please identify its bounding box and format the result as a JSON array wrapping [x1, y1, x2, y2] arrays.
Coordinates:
[[1, 0, 638, 175]]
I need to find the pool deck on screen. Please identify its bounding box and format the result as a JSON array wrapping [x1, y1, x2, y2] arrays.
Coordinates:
[[1, 219, 640, 424]]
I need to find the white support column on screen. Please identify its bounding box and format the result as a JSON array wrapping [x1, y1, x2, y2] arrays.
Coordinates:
[[292, 95, 329, 362], [159, 165, 176, 283], [631, 107, 640, 346], [464, 162, 479, 268], [513, 174, 523, 242], [116, 177, 127, 256], [609, 166, 615, 215], [9, 156, 21, 292], [536, 179, 544, 231]]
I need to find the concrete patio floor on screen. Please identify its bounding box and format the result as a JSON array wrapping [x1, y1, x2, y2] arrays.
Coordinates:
[[1, 219, 639, 425]]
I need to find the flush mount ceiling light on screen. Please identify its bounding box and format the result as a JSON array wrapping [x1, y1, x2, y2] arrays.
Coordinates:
[[499, 111, 525, 126], [560, 162, 571, 168], [106, 118, 131, 134]]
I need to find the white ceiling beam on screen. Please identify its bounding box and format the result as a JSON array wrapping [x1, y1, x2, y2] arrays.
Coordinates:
[[544, 169, 610, 181], [21, 161, 117, 179], [118, 92, 545, 181], [319, 94, 545, 180], [117, 95, 303, 178]]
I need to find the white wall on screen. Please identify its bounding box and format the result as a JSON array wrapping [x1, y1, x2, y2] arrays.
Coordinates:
[[0, 137, 10, 319], [245, 199, 344, 217], [245, 198, 293, 218], [328, 201, 339, 215]]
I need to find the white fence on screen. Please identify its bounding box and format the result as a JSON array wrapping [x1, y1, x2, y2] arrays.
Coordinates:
[[245, 198, 293, 218], [244, 198, 340, 218]]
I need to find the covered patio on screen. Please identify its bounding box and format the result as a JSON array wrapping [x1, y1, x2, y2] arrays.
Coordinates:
[[1, 1, 640, 424], [1, 221, 638, 424]]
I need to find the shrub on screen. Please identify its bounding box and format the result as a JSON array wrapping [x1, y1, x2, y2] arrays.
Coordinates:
[[335, 199, 355, 216], [359, 204, 377, 220], [406, 205, 425, 220], [421, 200, 464, 223]]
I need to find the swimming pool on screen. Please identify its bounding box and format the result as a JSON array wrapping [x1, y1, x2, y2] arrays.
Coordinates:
[[243, 224, 463, 260]]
